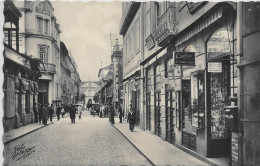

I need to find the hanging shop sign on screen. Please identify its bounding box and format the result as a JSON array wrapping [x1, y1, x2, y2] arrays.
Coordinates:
[[208, 62, 222, 73], [174, 52, 195, 66], [145, 35, 155, 50]]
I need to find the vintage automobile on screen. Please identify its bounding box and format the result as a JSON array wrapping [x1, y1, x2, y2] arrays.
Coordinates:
[[90, 104, 100, 115]]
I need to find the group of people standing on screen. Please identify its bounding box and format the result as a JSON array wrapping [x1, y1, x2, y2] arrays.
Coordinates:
[[33, 103, 82, 125], [34, 103, 56, 125], [105, 102, 135, 132]]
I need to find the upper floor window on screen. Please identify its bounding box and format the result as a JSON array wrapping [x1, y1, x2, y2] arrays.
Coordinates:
[[44, 19, 49, 34], [155, 2, 160, 25], [135, 19, 140, 53], [4, 22, 18, 50], [39, 45, 49, 63], [37, 17, 43, 32], [37, 17, 49, 35], [145, 9, 151, 38], [123, 39, 127, 64]]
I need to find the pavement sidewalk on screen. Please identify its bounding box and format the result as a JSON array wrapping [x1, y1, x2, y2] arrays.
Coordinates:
[[3, 114, 70, 144], [114, 119, 211, 166]]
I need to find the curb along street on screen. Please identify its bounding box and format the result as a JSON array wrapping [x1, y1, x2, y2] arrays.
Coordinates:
[[112, 123, 156, 166], [3, 124, 48, 145]]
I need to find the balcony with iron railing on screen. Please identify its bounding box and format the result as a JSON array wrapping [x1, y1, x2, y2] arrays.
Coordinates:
[[152, 5, 179, 47], [39, 63, 56, 74], [119, 2, 141, 35]]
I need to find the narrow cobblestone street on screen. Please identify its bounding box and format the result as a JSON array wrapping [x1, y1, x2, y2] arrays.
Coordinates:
[[4, 111, 151, 166]]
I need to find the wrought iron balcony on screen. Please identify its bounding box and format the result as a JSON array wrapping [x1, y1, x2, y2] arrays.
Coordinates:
[[152, 5, 178, 47], [40, 63, 56, 74]]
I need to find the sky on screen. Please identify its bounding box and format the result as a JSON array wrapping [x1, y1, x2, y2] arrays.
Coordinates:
[[51, 0, 122, 82]]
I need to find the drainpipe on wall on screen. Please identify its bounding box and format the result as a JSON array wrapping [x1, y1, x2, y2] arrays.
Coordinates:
[[236, 2, 243, 165], [140, 3, 145, 130]]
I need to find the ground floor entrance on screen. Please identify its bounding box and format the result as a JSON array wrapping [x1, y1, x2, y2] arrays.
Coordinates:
[[166, 90, 175, 144], [38, 80, 49, 106], [154, 91, 161, 137]]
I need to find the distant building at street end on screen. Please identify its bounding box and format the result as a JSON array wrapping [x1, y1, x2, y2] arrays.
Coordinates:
[[80, 81, 99, 105]]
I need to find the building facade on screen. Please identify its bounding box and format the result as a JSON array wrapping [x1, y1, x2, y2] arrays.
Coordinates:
[[14, 0, 62, 107], [3, 0, 41, 132], [60, 41, 81, 105], [111, 42, 124, 111], [120, 2, 260, 165], [120, 2, 143, 126], [80, 81, 99, 105], [98, 65, 113, 105]]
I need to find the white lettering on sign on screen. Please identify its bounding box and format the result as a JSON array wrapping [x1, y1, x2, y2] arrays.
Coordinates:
[[208, 62, 222, 73]]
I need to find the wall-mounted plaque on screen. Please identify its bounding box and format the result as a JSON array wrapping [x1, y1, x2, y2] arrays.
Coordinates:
[[208, 62, 222, 73], [145, 35, 155, 50]]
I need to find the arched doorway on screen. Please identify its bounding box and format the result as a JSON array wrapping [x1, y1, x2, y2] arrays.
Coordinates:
[[206, 28, 232, 157]]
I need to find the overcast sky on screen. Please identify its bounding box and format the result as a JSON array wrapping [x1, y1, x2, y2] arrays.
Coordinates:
[[51, 1, 122, 82]]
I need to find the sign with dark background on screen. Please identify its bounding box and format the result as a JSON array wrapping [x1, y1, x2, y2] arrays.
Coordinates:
[[174, 52, 195, 66]]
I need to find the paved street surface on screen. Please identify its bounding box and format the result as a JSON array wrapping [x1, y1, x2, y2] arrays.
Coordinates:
[[4, 111, 151, 166], [114, 119, 209, 166]]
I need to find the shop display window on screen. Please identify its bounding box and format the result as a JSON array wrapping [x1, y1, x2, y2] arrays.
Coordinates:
[[209, 64, 230, 139], [190, 71, 205, 128], [176, 91, 181, 129]]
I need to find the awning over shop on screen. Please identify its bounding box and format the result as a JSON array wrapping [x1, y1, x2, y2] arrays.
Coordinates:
[[4, 45, 31, 69], [122, 70, 140, 83], [4, 45, 37, 75], [176, 6, 223, 46]]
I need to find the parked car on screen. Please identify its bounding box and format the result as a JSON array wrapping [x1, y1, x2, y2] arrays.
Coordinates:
[[90, 104, 100, 115]]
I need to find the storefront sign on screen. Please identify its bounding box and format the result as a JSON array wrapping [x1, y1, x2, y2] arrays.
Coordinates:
[[145, 35, 155, 50], [153, 21, 170, 44], [174, 52, 195, 66], [208, 62, 222, 73]]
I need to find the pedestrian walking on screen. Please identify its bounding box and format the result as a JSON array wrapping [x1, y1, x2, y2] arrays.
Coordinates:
[[79, 105, 82, 119], [49, 104, 54, 123], [110, 104, 115, 124], [42, 104, 49, 125], [38, 103, 43, 124], [33, 102, 38, 123], [56, 104, 61, 121], [128, 106, 135, 131], [70, 104, 76, 123], [118, 104, 123, 123], [62, 104, 67, 118]]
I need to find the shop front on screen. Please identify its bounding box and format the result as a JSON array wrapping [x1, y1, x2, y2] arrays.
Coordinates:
[[206, 28, 235, 157], [172, 3, 237, 160]]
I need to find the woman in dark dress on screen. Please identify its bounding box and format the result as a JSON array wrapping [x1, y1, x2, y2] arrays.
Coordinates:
[[38, 103, 43, 124], [128, 107, 135, 131], [42, 104, 49, 125], [70, 104, 76, 123]]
